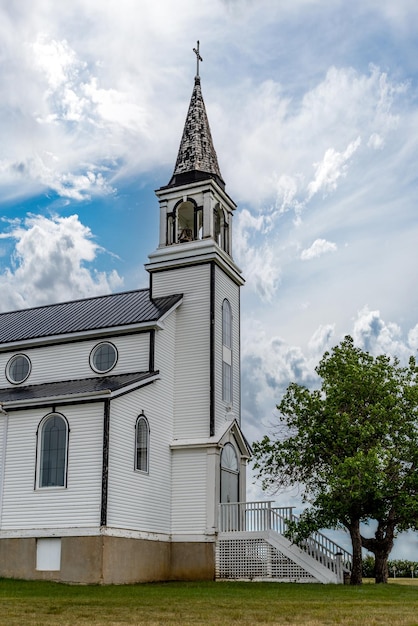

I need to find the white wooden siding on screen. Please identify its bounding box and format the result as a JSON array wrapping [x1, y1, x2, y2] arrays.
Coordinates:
[[0, 333, 150, 389], [171, 448, 207, 534], [153, 265, 211, 439], [214, 266, 241, 435], [106, 313, 176, 534], [0, 404, 103, 530], [0, 414, 5, 525]]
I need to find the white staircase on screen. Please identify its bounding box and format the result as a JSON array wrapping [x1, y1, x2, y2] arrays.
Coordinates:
[[216, 501, 352, 583]]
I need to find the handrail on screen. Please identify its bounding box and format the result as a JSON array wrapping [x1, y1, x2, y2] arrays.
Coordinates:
[[218, 501, 352, 574]]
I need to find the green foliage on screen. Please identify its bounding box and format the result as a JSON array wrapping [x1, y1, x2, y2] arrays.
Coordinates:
[[362, 555, 375, 578], [253, 336, 418, 583], [363, 557, 418, 578]]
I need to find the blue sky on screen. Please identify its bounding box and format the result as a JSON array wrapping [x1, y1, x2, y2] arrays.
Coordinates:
[[1, 0, 418, 558]]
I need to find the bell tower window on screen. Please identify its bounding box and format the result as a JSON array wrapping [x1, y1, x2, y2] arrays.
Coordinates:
[[214, 204, 230, 253], [214, 205, 222, 246], [178, 201, 194, 242], [168, 198, 203, 244]]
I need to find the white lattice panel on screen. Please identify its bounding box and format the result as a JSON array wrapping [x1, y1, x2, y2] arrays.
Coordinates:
[[271, 550, 316, 581], [216, 539, 316, 581]]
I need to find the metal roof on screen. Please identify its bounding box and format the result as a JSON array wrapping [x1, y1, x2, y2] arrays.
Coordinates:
[[0, 371, 156, 404], [0, 289, 182, 344]]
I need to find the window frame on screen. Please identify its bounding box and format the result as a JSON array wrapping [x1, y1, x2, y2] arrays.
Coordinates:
[[222, 300, 232, 349], [6, 353, 31, 384], [89, 341, 118, 374], [222, 299, 233, 404], [36, 412, 69, 489], [220, 442, 240, 504], [174, 197, 200, 244], [135, 413, 150, 474], [222, 361, 232, 404]]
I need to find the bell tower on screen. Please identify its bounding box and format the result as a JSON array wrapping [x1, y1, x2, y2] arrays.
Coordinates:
[[154, 66, 235, 259], [146, 44, 244, 442]]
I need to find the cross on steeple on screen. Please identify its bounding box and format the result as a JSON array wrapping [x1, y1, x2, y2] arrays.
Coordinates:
[[193, 41, 203, 77]]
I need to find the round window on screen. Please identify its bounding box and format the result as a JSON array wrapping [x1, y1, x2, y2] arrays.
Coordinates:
[[90, 342, 117, 373], [6, 354, 31, 384]]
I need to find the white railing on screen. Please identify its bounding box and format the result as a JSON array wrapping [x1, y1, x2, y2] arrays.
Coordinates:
[[219, 500, 293, 534], [218, 501, 352, 575]]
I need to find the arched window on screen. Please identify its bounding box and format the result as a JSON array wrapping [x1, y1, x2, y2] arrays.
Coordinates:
[[135, 414, 150, 473], [38, 413, 68, 488], [175, 198, 202, 244], [220, 443, 239, 503], [222, 300, 232, 349], [214, 204, 230, 253], [222, 300, 233, 404]]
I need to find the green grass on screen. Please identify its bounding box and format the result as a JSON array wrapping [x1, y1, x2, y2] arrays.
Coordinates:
[[0, 579, 417, 625]]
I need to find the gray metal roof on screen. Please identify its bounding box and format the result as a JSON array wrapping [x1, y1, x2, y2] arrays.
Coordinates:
[[0, 371, 156, 404], [0, 289, 182, 344]]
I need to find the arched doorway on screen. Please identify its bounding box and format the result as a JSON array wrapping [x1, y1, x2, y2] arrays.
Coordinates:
[[220, 443, 239, 504]]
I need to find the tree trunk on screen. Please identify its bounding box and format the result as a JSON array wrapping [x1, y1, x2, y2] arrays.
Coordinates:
[[374, 551, 389, 584], [361, 515, 395, 584], [348, 520, 363, 585]]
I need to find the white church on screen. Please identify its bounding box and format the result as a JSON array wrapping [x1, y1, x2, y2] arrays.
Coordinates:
[[0, 53, 350, 584]]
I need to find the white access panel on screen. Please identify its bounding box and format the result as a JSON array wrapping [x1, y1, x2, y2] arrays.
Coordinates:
[[36, 538, 62, 571]]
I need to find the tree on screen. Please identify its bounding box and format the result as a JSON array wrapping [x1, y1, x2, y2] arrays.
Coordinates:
[[253, 336, 418, 584]]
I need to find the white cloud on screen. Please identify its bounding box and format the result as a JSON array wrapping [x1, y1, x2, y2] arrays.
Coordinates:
[[367, 133, 384, 149], [32, 34, 82, 91], [301, 238, 337, 261], [307, 137, 361, 199], [351, 306, 415, 360], [230, 64, 409, 305], [307, 324, 335, 354], [407, 324, 418, 351], [0, 214, 122, 311]]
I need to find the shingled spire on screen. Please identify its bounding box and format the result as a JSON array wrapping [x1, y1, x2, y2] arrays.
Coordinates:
[[168, 43, 225, 190]]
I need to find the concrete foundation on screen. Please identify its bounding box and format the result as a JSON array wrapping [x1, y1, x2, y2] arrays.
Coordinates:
[[0, 536, 215, 584]]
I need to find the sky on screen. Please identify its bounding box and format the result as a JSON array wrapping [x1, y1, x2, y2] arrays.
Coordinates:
[[1, 0, 418, 559]]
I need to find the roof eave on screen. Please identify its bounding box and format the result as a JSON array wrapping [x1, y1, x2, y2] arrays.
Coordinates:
[[0, 373, 161, 410]]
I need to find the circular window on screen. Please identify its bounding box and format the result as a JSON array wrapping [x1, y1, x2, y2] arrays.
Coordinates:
[[6, 354, 31, 384], [90, 342, 118, 373]]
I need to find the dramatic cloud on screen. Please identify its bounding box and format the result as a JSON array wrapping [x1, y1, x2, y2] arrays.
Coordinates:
[[0, 214, 122, 310]]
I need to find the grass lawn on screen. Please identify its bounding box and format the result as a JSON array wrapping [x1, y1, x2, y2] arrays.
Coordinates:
[[0, 578, 417, 626]]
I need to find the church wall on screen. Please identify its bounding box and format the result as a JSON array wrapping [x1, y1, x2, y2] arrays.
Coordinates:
[[106, 313, 176, 534], [213, 265, 241, 434], [0, 332, 150, 388], [0, 414, 5, 522], [0, 403, 103, 531], [152, 263, 211, 439], [171, 447, 207, 535]]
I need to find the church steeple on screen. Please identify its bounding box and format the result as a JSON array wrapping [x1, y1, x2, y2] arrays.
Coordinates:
[[168, 42, 225, 190], [151, 43, 240, 260]]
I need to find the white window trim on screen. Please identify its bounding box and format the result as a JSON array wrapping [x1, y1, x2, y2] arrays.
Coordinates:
[[36, 413, 69, 490], [135, 414, 150, 474], [222, 300, 233, 404], [89, 341, 118, 374], [5, 353, 32, 385]]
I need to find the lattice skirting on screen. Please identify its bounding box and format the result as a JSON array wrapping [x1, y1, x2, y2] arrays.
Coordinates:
[[216, 538, 317, 581]]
